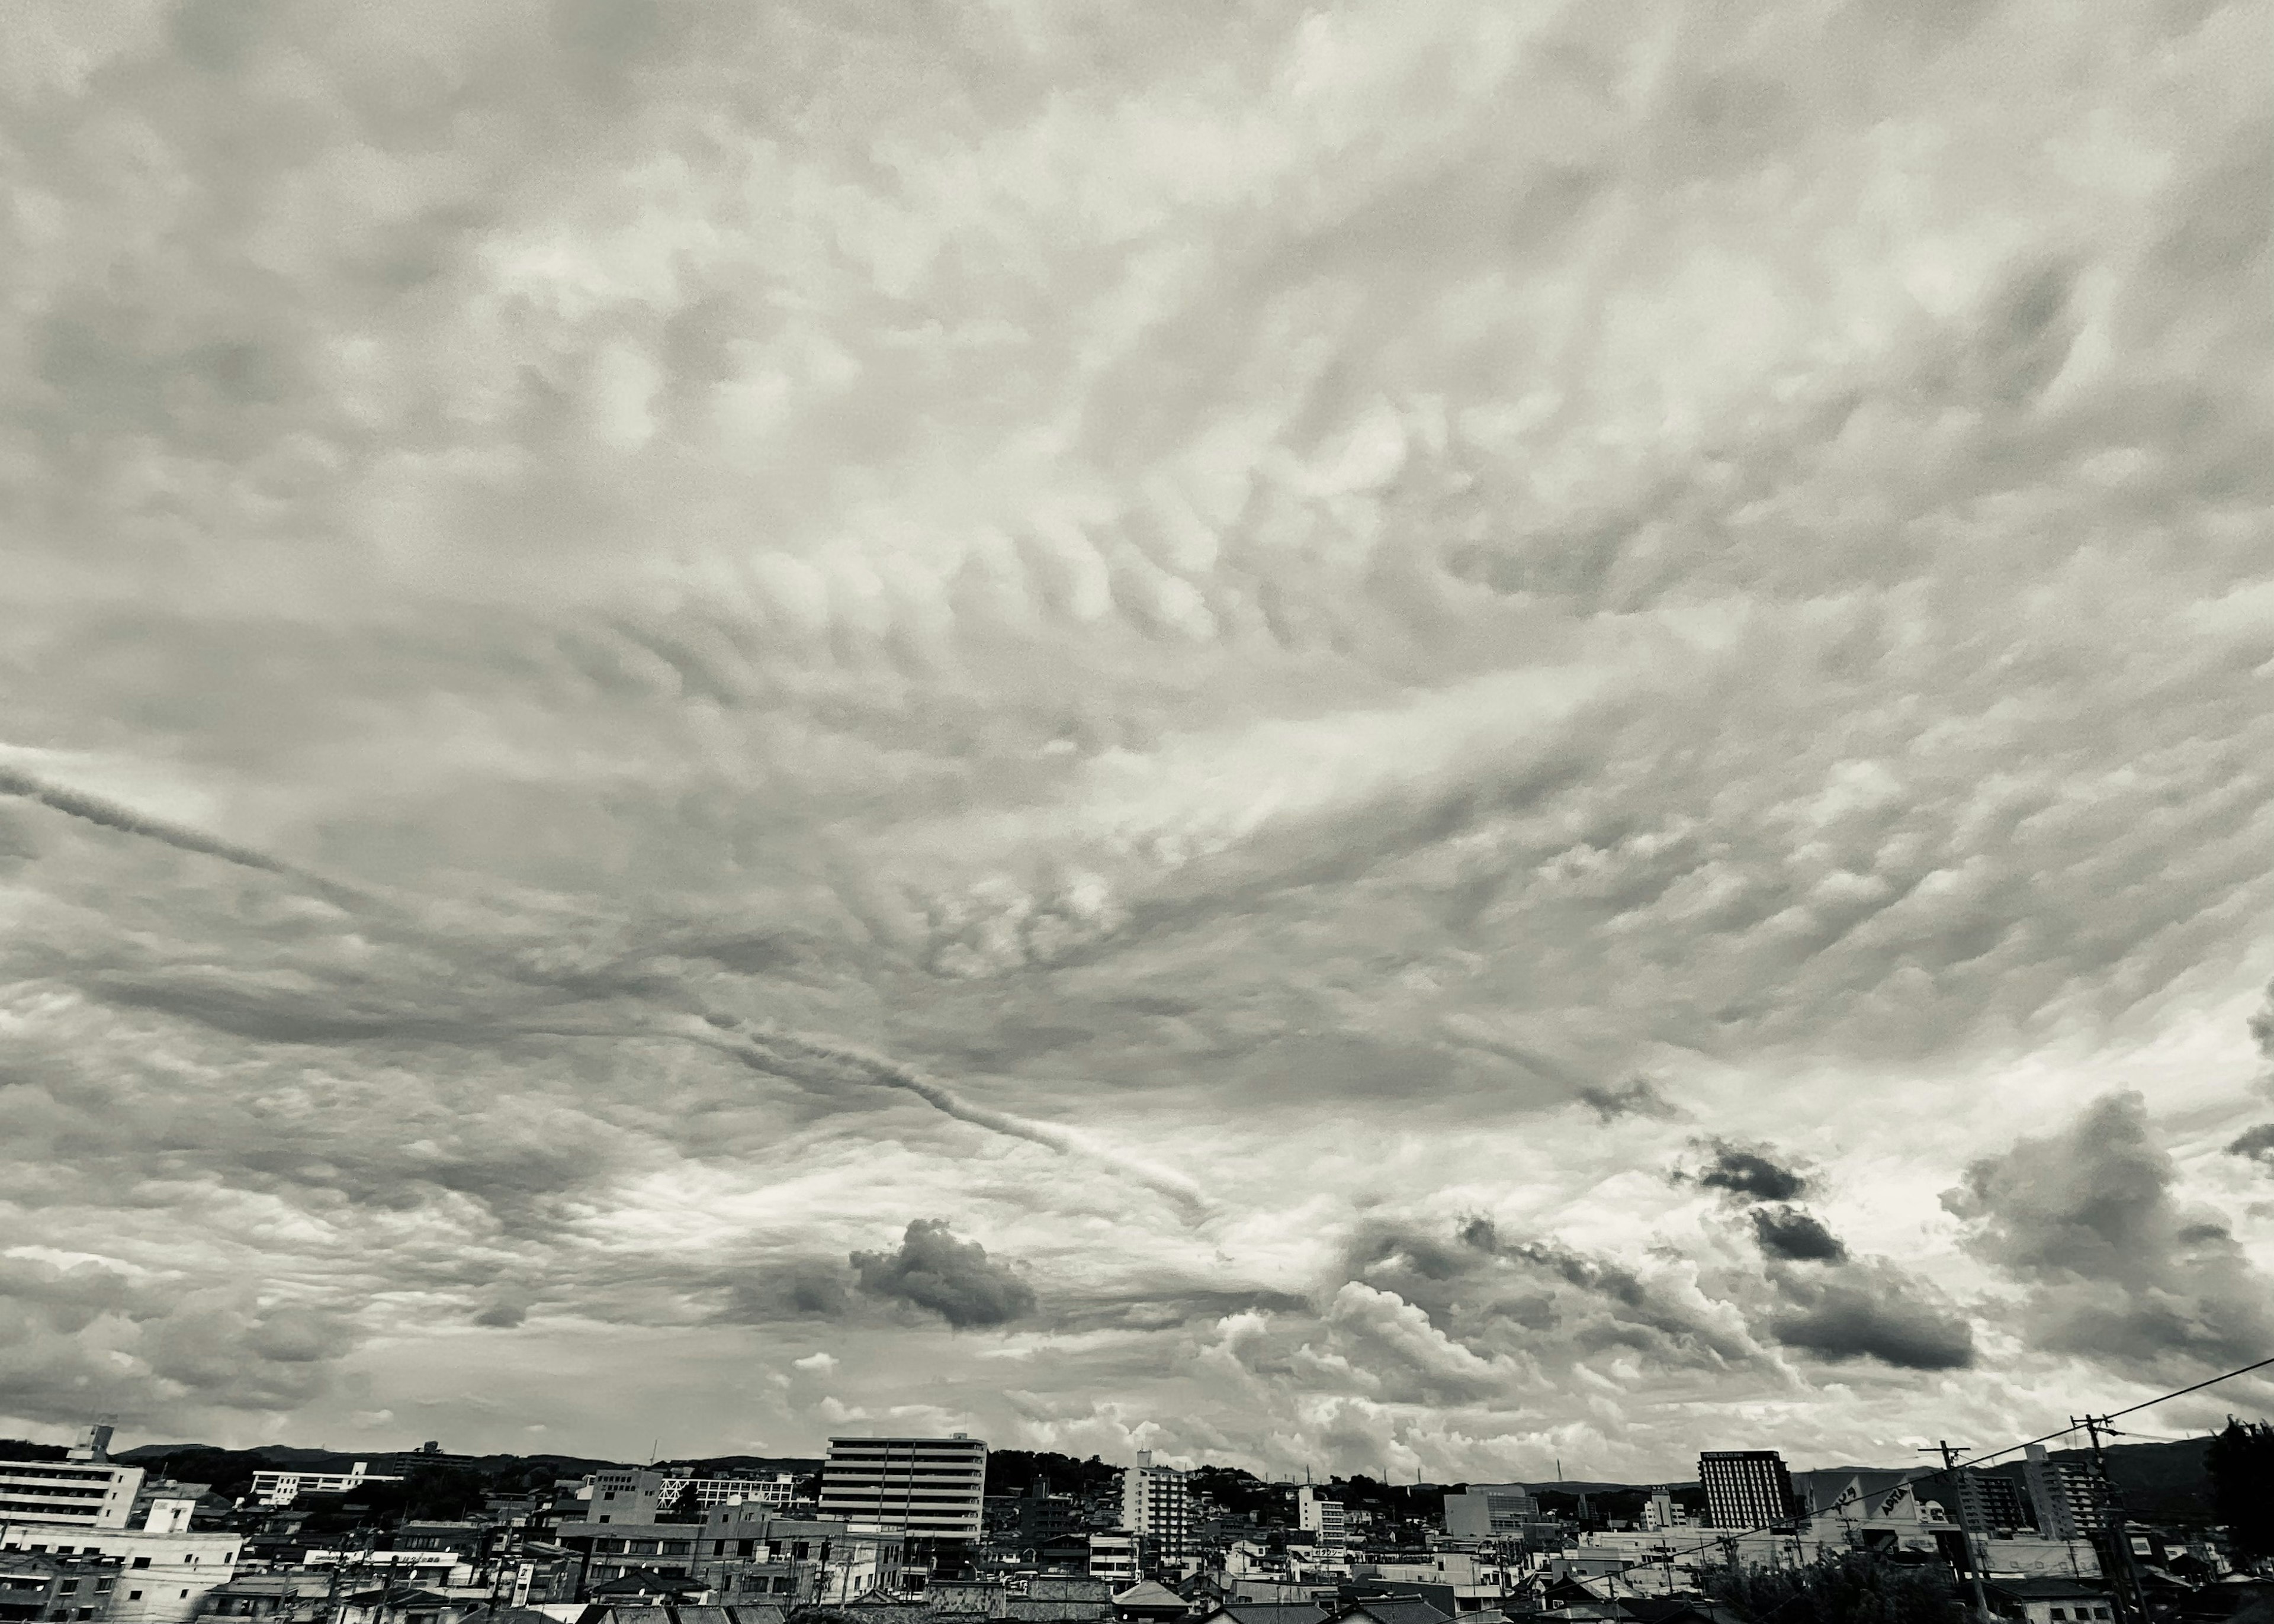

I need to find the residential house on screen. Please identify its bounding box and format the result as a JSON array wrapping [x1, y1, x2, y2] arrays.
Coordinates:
[[1986, 1578, 2114, 1624]]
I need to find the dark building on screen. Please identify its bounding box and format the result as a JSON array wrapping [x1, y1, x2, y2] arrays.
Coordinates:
[[1949, 1471, 2032, 1535], [0, 1552, 123, 1624], [1696, 1453, 1797, 1530]]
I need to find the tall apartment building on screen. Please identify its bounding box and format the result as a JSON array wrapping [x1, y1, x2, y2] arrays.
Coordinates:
[[1698, 1452, 1799, 1530], [1296, 1487, 1346, 1549], [1949, 1469, 2032, 1534], [818, 1436, 987, 1541], [1441, 1484, 1539, 1542], [1119, 1453, 1194, 1567], [0, 1428, 143, 1531], [2021, 1446, 2108, 1539]]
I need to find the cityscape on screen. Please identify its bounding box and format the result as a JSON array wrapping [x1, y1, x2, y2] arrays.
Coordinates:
[[5, 11, 2273, 1624], [1, 1418, 2267, 1624]]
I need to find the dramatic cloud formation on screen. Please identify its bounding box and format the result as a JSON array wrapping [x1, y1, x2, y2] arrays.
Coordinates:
[[852, 1221, 1038, 1330], [1, 0, 2270, 1471], [1947, 1093, 2274, 1378]]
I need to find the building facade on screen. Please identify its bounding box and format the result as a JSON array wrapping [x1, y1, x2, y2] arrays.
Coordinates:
[[2020, 1449, 2106, 1541], [1088, 1531, 1139, 1587], [818, 1437, 987, 1541], [0, 1442, 143, 1533], [248, 1465, 404, 1510], [1119, 1456, 1194, 1570], [1295, 1490, 1345, 1551], [1440, 1485, 1537, 1543], [1698, 1453, 1798, 1530]]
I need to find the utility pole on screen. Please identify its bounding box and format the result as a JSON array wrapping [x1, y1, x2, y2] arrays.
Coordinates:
[[1920, 1442, 1992, 1624], [2074, 1417, 2145, 1624]]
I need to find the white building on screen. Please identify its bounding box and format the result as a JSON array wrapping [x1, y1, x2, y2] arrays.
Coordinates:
[[818, 1436, 987, 1541], [1088, 1530, 1140, 1586], [0, 1427, 143, 1530], [247, 1463, 405, 1509], [3, 1489, 243, 1624], [1120, 1454, 1194, 1567], [1296, 1488, 1346, 1551]]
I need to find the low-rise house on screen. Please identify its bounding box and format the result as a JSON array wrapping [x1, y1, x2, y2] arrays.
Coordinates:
[[1329, 1597, 1453, 1624], [192, 1572, 330, 1622], [1113, 1581, 1191, 1622], [1984, 1578, 2114, 1624], [333, 1586, 492, 1624]]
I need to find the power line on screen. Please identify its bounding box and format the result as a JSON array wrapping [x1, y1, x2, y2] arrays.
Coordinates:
[[1585, 1350, 2274, 1584]]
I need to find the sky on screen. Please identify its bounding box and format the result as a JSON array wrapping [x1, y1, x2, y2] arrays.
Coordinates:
[[2, 0, 2272, 1484]]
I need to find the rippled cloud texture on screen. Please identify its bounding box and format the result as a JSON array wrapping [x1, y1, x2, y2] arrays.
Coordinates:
[[4, 0, 2272, 1474]]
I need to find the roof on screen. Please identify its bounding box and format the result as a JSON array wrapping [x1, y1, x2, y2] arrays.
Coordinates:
[[1114, 1583, 1191, 1612], [1987, 1581, 2108, 1602], [1335, 1599, 1454, 1624], [1615, 1602, 1746, 1624], [1208, 1606, 1330, 1624]]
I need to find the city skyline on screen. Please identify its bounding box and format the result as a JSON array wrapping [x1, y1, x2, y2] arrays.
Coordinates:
[[4, 0, 2273, 1482]]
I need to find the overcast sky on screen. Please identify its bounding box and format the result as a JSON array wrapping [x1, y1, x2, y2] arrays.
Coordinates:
[[4, 0, 2272, 1481]]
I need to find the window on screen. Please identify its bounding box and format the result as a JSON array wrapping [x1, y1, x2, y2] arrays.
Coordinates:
[[2051, 1610, 2067, 1619], [129, 1593, 143, 1602], [131, 1560, 150, 1571]]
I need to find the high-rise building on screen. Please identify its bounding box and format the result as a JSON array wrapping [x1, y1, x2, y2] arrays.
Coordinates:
[[818, 1436, 987, 1541], [1120, 1453, 1194, 1567], [1441, 1484, 1539, 1542], [2021, 1446, 2107, 1539], [1296, 1487, 1347, 1549], [1698, 1452, 1798, 1530], [1949, 1469, 2032, 1534]]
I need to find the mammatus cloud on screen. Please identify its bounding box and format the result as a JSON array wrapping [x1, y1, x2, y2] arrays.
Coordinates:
[[852, 1221, 1038, 1330], [1947, 1092, 2274, 1377]]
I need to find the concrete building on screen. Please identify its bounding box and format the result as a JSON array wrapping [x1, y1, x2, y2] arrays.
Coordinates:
[[2020, 1449, 2106, 1541], [584, 1470, 799, 1522], [1697, 1454, 1797, 1530], [1985, 1578, 2114, 1624], [1440, 1485, 1537, 1543], [0, 1549, 120, 1623], [1119, 1457, 1194, 1570], [1951, 1471, 2033, 1536], [248, 1464, 404, 1510], [1088, 1532, 1140, 1587], [1295, 1490, 1344, 1552], [3, 1481, 245, 1624], [1641, 1490, 1688, 1533], [818, 1437, 987, 1541], [0, 1427, 144, 1531]]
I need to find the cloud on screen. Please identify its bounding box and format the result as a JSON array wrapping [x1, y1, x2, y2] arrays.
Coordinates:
[[851, 1221, 1038, 1330], [1696, 1142, 1809, 1203], [2229, 1123, 2274, 1168], [1576, 1075, 1684, 1123], [1768, 1264, 1977, 1372], [1947, 1092, 2274, 1376], [1749, 1205, 1848, 1263]]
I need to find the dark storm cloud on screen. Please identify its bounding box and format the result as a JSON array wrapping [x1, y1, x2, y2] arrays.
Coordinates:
[[715, 1260, 857, 1324], [2228, 1123, 2274, 1168], [851, 1220, 1038, 1330], [1768, 1265, 1976, 1371], [1750, 1205, 1848, 1262], [1696, 1141, 1809, 1202], [1945, 1092, 2274, 1374]]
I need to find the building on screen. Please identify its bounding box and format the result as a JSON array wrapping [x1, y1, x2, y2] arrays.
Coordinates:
[[1984, 1578, 2114, 1624], [1950, 1471, 2032, 1536], [2020, 1449, 2107, 1541], [1697, 1454, 1798, 1530], [1641, 1490, 1688, 1533], [1089, 1532, 1141, 1587], [586, 1469, 800, 1521], [0, 1427, 144, 1531], [1119, 1456, 1194, 1570], [1295, 1491, 1345, 1552], [557, 1500, 902, 1604], [818, 1438, 987, 1541], [0, 1549, 120, 1623], [248, 1464, 405, 1510], [2, 1477, 245, 1624], [1440, 1485, 1537, 1544]]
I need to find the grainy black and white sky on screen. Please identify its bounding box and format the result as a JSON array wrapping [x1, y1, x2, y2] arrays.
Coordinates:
[[4, 0, 2273, 1477]]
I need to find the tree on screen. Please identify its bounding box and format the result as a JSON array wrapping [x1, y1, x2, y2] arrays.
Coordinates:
[[1700, 1553, 1964, 1624], [2206, 1417, 2274, 1564]]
